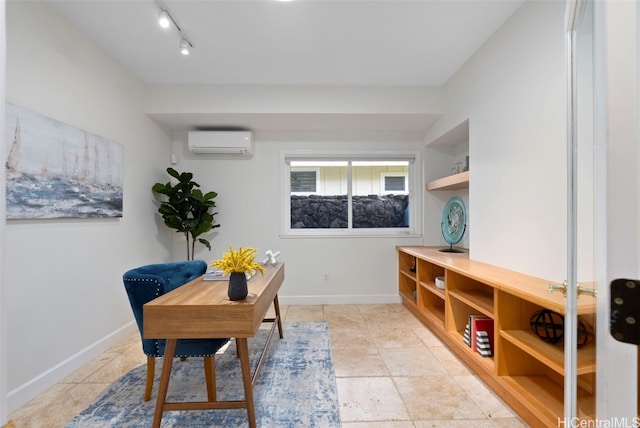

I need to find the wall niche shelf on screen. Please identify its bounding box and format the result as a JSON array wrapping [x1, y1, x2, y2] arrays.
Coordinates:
[[426, 171, 469, 191], [426, 119, 469, 191]]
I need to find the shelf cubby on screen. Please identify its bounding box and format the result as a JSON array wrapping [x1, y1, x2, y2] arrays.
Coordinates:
[[419, 280, 445, 300]]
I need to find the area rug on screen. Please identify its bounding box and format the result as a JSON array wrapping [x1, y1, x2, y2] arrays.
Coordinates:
[[65, 321, 340, 427]]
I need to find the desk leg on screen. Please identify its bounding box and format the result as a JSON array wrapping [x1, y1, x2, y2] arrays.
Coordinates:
[[273, 294, 284, 339], [237, 338, 256, 428], [152, 338, 176, 428]]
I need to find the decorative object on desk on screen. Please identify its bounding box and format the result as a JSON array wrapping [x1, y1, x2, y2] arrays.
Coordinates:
[[5, 103, 124, 219], [152, 167, 220, 260], [451, 161, 463, 174], [211, 245, 265, 301], [439, 196, 466, 253], [530, 309, 564, 344], [435, 276, 445, 289], [202, 268, 226, 281], [202, 268, 255, 282], [262, 249, 281, 266], [228, 272, 249, 301], [65, 322, 341, 428]]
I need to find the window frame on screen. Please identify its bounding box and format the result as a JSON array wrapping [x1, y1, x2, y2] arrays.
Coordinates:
[[281, 150, 421, 238]]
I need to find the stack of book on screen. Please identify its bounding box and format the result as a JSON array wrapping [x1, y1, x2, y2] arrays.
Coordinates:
[[202, 269, 256, 281], [464, 315, 494, 357], [202, 269, 226, 281]]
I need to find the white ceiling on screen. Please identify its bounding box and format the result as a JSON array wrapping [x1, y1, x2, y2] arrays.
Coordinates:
[[43, 0, 525, 135], [46, 0, 524, 86]]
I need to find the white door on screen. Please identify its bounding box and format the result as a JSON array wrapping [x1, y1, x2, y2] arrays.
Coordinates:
[[566, 0, 639, 423]]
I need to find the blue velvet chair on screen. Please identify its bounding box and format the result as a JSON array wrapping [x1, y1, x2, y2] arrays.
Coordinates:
[[123, 260, 230, 401]]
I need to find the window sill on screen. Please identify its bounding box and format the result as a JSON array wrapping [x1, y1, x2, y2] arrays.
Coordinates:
[[279, 231, 422, 239]]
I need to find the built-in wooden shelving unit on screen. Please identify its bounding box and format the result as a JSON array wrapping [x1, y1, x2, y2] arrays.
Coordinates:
[[397, 246, 596, 427]]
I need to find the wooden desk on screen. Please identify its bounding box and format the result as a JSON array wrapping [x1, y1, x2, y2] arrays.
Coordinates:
[[144, 263, 284, 428]]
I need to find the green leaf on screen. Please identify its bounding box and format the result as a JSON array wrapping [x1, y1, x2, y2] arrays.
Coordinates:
[[152, 183, 169, 193], [178, 171, 193, 183], [203, 191, 218, 201], [198, 238, 211, 251], [167, 167, 180, 180]]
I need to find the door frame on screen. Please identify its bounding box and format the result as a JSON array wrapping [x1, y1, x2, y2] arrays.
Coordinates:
[[566, 0, 638, 423], [593, 0, 638, 422], [0, 0, 7, 424]]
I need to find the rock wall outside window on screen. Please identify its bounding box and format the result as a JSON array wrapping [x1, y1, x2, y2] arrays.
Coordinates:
[[291, 194, 409, 228]]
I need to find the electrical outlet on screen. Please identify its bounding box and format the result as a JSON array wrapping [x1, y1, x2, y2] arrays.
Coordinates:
[[323, 274, 330, 283]]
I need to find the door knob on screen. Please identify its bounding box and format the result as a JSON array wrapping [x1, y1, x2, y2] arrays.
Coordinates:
[[548, 281, 597, 298], [547, 281, 567, 296], [577, 284, 597, 298]]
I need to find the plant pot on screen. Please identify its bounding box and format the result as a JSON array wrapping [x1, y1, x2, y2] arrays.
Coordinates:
[[228, 272, 248, 301]]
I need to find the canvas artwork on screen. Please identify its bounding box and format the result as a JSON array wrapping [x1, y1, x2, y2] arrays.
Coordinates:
[[5, 104, 124, 219]]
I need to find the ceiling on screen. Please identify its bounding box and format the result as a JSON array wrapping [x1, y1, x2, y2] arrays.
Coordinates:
[[43, 0, 525, 136]]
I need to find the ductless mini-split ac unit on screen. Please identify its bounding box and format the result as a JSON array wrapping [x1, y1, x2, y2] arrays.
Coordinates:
[[187, 131, 253, 156]]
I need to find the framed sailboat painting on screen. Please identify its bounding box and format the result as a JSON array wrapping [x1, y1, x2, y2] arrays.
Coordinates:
[[5, 104, 124, 219]]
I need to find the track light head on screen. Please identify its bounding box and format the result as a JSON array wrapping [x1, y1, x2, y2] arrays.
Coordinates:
[[180, 39, 191, 55], [155, 2, 193, 56], [158, 10, 170, 28]]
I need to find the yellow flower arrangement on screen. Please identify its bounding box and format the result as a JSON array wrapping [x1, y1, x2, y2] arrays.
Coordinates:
[[211, 245, 265, 276]]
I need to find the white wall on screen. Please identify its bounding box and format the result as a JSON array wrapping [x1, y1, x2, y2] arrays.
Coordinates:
[[424, 0, 567, 281], [5, 2, 173, 411], [171, 136, 422, 304], [146, 84, 444, 115]]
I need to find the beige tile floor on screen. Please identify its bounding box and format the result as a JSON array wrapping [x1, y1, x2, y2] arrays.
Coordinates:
[[8, 304, 528, 427]]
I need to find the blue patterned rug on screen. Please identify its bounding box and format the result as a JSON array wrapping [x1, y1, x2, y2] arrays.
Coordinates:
[[66, 322, 340, 427]]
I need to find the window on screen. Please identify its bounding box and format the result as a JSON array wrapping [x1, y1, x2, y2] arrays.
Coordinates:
[[282, 150, 420, 236], [290, 169, 318, 194], [381, 173, 408, 194]]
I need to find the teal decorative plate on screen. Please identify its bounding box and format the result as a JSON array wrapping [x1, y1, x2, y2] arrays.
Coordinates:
[[441, 197, 466, 245]]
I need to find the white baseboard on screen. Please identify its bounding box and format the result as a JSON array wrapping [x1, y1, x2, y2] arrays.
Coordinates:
[[278, 294, 402, 306], [8, 322, 137, 413], [8, 296, 402, 412]]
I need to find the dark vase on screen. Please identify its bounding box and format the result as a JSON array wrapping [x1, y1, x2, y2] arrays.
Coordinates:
[[228, 272, 248, 301]]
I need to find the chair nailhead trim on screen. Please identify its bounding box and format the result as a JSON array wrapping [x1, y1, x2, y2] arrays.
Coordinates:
[[125, 277, 162, 354], [124, 277, 162, 297], [155, 354, 216, 358]]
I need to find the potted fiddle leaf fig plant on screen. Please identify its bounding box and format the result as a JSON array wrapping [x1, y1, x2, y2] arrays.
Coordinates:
[[152, 167, 220, 260]]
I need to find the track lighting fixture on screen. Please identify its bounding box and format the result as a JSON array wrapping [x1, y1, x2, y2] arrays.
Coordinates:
[[180, 39, 191, 56], [155, 1, 193, 56], [158, 10, 170, 28]]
